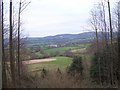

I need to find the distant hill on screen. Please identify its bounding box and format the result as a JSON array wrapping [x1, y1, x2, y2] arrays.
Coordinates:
[[26, 32, 96, 46], [4, 31, 117, 47]]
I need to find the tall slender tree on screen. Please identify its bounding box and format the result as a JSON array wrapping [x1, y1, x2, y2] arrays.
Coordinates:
[[9, 0, 15, 86], [2, 0, 7, 88], [107, 0, 114, 85], [17, 0, 22, 87], [117, 1, 120, 88], [90, 8, 102, 86], [0, 0, 3, 89]]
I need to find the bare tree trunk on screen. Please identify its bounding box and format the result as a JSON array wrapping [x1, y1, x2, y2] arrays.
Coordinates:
[[107, 0, 114, 86], [2, 0, 7, 88], [101, 1, 110, 85], [9, 0, 15, 87], [17, 0, 22, 87], [101, 1, 108, 45], [0, 0, 3, 89], [91, 10, 102, 86], [117, 1, 120, 88], [95, 22, 102, 86]]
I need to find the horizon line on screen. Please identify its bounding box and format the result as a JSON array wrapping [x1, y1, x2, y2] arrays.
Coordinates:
[[28, 31, 94, 38]]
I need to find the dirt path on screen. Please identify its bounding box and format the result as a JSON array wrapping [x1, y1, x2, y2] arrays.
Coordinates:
[[23, 58, 56, 64]]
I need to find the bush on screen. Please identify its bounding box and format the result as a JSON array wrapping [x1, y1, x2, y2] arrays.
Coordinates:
[[90, 52, 111, 84], [68, 56, 83, 77], [90, 53, 100, 83], [41, 68, 48, 78]]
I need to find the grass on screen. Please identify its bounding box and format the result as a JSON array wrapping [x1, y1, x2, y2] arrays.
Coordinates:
[[28, 43, 91, 73], [27, 43, 91, 78], [27, 56, 72, 72], [27, 43, 90, 73], [71, 48, 86, 53], [25, 55, 93, 88], [44, 43, 91, 54], [78, 43, 91, 47], [33, 43, 91, 58], [23, 44, 94, 88], [44, 47, 77, 54]]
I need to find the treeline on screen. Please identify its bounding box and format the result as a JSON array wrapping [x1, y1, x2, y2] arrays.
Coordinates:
[[89, 0, 120, 87], [1, 0, 30, 88]]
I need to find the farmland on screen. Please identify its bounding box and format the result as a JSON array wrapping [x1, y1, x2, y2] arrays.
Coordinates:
[[25, 42, 91, 75], [44, 47, 77, 54], [26, 43, 91, 59], [27, 56, 72, 73], [22, 34, 93, 87]]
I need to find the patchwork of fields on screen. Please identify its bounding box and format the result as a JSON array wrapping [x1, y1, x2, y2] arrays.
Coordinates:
[[26, 43, 90, 75]]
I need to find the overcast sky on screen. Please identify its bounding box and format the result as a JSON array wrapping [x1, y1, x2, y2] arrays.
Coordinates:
[[19, 0, 115, 37]]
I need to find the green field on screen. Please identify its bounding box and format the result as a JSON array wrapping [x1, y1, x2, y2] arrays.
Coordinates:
[[30, 43, 91, 59], [27, 43, 91, 75], [44, 47, 77, 54], [27, 56, 72, 73], [44, 43, 90, 54]]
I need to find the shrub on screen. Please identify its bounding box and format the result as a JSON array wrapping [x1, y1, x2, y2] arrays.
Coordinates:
[[90, 53, 100, 83], [68, 56, 83, 77], [41, 68, 48, 78]]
